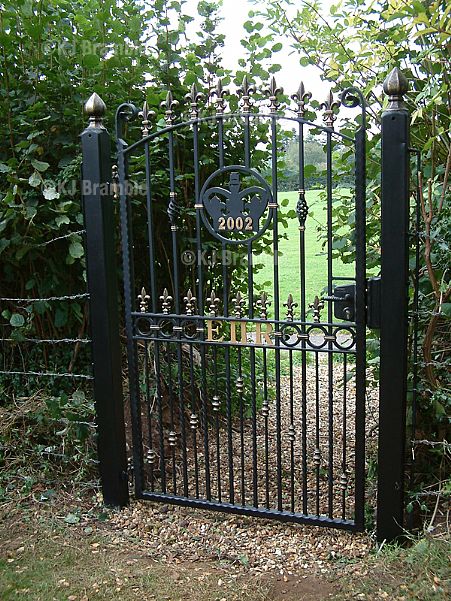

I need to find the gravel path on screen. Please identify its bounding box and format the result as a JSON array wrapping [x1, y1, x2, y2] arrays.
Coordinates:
[[114, 356, 379, 575]]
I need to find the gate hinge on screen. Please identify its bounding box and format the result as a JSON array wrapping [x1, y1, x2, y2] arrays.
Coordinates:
[[330, 276, 381, 329]]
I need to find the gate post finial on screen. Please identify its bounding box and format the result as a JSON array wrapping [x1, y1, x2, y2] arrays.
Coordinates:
[[85, 92, 106, 128], [383, 67, 408, 111]]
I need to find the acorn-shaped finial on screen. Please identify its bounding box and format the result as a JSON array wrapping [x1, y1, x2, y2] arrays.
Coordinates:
[[383, 67, 408, 111], [84, 92, 106, 127]]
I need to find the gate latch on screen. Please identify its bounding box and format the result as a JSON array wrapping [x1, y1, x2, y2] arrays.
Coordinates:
[[328, 277, 381, 328], [330, 284, 355, 322]]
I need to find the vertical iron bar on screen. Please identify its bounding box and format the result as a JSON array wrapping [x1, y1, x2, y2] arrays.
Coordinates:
[[298, 120, 308, 515], [145, 140, 166, 493], [354, 123, 367, 530], [342, 354, 347, 519], [222, 241, 234, 504], [193, 120, 211, 500], [81, 98, 128, 506], [377, 69, 410, 542], [315, 352, 320, 516], [326, 130, 334, 518], [117, 120, 144, 498], [189, 344, 200, 497], [271, 116, 283, 511], [144, 340, 154, 490], [168, 130, 189, 497], [289, 349, 295, 512]]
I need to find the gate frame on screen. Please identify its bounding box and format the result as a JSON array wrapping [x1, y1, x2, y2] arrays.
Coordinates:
[[81, 68, 411, 541]]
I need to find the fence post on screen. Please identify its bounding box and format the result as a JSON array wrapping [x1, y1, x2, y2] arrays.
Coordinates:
[[81, 93, 129, 507], [377, 68, 410, 542]]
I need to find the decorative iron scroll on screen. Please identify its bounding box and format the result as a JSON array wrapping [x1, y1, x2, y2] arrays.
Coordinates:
[[199, 165, 273, 244]]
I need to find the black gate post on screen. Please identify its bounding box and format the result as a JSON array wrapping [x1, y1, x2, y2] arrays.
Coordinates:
[[81, 93, 129, 507], [377, 68, 410, 542]]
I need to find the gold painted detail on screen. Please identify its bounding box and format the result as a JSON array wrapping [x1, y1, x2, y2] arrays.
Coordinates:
[[138, 287, 150, 312], [206, 319, 273, 345], [183, 289, 196, 315], [160, 288, 173, 314]]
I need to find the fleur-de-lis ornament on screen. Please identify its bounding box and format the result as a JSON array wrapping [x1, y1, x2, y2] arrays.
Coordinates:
[[161, 90, 179, 125], [159, 288, 173, 314], [139, 101, 155, 137], [232, 291, 245, 318], [185, 83, 203, 119], [321, 89, 340, 129], [291, 81, 312, 119], [207, 290, 220, 316], [138, 287, 150, 313], [183, 289, 196, 315], [284, 293, 298, 321], [210, 78, 228, 114], [237, 75, 256, 113], [309, 295, 324, 322], [264, 76, 283, 113], [256, 291, 271, 319]]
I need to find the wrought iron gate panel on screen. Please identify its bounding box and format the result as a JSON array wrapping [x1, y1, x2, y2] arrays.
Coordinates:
[[116, 81, 367, 531]]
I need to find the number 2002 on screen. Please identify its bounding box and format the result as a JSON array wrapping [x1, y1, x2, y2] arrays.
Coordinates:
[[218, 216, 253, 231]]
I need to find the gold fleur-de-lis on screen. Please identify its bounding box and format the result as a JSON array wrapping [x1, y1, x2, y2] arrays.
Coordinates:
[[139, 101, 155, 137], [185, 83, 203, 119], [159, 288, 173, 314], [321, 89, 340, 129], [137, 287, 150, 313], [309, 295, 325, 322], [161, 90, 179, 125], [256, 291, 271, 319], [232, 291, 245, 318], [207, 290, 220, 316], [210, 78, 229, 114], [237, 75, 256, 113], [283, 293, 298, 321], [183, 289, 196, 315], [264, 76, 283, 113], [291, 81, 312, 119]]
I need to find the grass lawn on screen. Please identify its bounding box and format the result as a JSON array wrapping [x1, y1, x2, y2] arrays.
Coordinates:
[[255, 189, 354, 312]]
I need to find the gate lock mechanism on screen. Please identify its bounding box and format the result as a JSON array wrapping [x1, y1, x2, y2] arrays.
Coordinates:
[[326, 277, 381, 328]]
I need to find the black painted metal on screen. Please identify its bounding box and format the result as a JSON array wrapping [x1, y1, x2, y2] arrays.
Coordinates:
[[110, 79, 372, 532], [377, 84, 410, 542], [81, 114, 128, 507]]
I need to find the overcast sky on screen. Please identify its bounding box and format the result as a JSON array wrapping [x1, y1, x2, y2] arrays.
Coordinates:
[[216, 0, 333, 104]]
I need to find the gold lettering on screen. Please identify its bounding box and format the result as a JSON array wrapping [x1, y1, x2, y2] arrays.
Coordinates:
[[255, 322, 274, 345], [230, 321, 248, 344], [206, 319, 224, 342]]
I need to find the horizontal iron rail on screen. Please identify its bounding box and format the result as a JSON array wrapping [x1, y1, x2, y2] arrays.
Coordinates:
[[139, 491, 358, 530], [132, 312, 355, 328], [123, 112, 354, 155], [131, 335, 356, 354]]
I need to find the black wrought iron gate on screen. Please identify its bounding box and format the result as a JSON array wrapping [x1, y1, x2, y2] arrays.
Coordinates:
[[81, 68, 411, 542]]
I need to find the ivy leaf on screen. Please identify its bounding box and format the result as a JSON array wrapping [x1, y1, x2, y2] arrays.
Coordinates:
[[43, 187, 60, 200], [0, 163, 10, 173], [28, 171, 41, 187], [69, 241, 84, 259], [31, 159, 50, 172], [10, 313, 25, 327]]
